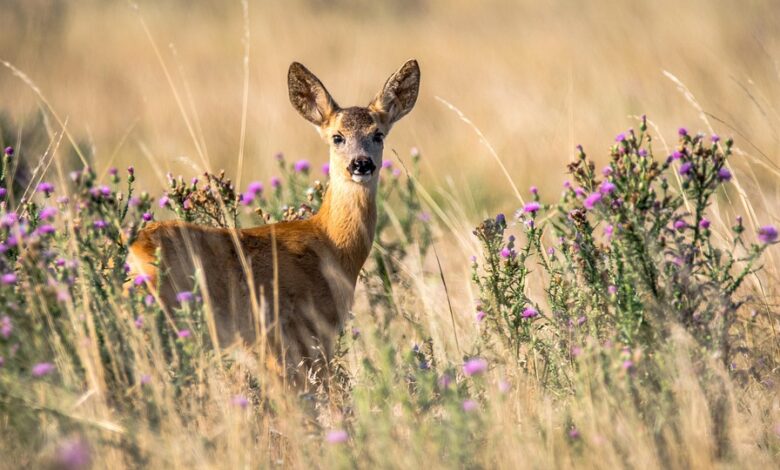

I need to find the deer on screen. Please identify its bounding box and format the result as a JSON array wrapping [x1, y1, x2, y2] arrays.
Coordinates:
[[128, 59, 420, 388]]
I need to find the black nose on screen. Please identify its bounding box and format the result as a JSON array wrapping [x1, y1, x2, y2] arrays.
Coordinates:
[[348, 157, 376, 175]]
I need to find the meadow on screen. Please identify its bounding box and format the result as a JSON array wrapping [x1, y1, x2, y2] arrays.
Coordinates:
[[1, 1, 779, 468]]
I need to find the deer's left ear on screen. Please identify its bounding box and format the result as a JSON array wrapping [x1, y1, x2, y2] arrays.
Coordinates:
[[369, 59, 420, 127]]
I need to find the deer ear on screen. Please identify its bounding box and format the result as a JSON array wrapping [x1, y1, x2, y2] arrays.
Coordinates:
[[369, 59, 420, 126], [288, 62, 339, 126]]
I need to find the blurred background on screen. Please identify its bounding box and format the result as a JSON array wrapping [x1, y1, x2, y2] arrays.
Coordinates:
[[0, 0, 779, 215]]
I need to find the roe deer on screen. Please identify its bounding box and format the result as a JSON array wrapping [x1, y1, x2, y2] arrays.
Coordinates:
[[128, 59, 420, 387]]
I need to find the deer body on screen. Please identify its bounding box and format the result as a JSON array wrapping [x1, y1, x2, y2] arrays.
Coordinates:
[[129, 60, 420, 385]]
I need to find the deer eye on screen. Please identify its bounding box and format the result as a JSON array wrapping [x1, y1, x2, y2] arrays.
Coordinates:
[[373, 132, 384, 144], [332, 134, 345, 145]]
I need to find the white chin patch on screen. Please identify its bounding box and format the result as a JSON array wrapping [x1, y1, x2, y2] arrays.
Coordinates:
[[351, 174, 372, 183]]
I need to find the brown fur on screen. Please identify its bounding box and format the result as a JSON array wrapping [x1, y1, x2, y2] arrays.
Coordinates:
[[129, 60, 419, 388]]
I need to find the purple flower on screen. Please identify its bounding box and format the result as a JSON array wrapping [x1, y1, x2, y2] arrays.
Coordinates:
[[679, 162, 693, 176], [598, 181, 616, 195], [109, 167, 118, 177], [500, 247, 512, 259], [604, 224, 614, 240], [127, 166, 135, 176], [3, 146, 13, 157], [568, 427, 581, 440], [1, 212, 17, 227], [247, 181, 264, 194], [674, 220, 687, 232], [37, 182, 55, 195], [382, 160, 393, 169], [176, 291, 194, 303], [498, 379, 511, 394], [678, 127, 688, 137], [523, 201, 541, 214], [326, 430, 348, 444], [140, 374, 151, 385], [672, 151, 683, 160], [93, 220, 107, 230], [1, 273, 17, 285], [158, 195, 169, 208], [608, 285, 617, 295], [410, 147, 420, 158], [711, 134, 720, 143], [622, 360, 634, 371], [530, 185, 538, 195], [717, 167, 732, 182], [1, 316, 12, 338], [177, 329, 191, 339], [522, 307, 538, 319], [142, 212, 153, 222], [134, 316, 144, 329], [476, 310, 487, 322], [602, 166, 612, 176], [32, 362, 56, 377], [418, 212, 431, 223], [699, 218, 711, 229], [293, 159, 310, 173], [438, 374, 453, 389], [462, 399, 479, 412], [37, 224, 56, 235], [240, 192, 255, 206], [495, 213, 506, 225], [0, 188, 6, 199], [463, 358, 488, 376], [758, 225, 778, 244], [275, 152, 284, 161], [638, 149, 648, 157], [392, 168, 401, 178], [133, 273, 151, 286], [270, 176, 281, 188], [40, 206, 57, 219], [321, 163, 330, 176], [183, 199, 193, 211], [231, 395, 249, 408], [54, 437, 91, 470], [615, 133, 626, 142], [583, 192, 602, 210]]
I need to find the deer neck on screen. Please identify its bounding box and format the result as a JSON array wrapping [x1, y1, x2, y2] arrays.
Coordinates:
[[314, 178, 377, 280]]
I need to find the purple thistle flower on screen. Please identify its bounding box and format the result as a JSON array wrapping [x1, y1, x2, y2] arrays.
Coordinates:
[[1, 315, 12, 339], [54, 437, 91, 470], [674, 220, 687, 232], [93, 220, 107, 230], [598, 181, 616, 195], [679, 162, 693, 176], [500, 247, 512, 259], [438, 374, 453, 389], [495, 213, 506, 225], [133, 274, 151, 286], [140, 374, 151, 385], [3, 146, 13, 157], [321, 163, 330, 176], [40, 206, 57, 219], [240, 192, 255, 206], [563, 180, 572, 189], [177, 329, 191, 339], [602, 166, 613, 176], [638, 149, 648, 157], [758, 225, 778, 244], [32, 362, 56, 377], [1, 212, 17, 227], [568, 427, 581, 440], [270, 176, 281, 188], [523, 201, 541, 213], [392, 168, 401, 177], [418, 212, 431, 223], [699, 218, 711, 229], [128, 196, 140, 207], [476, 310, 487, 322], [678, 127, 688, 137], [247, 181, 264, 194], [382, 160, 393, 169], [37, 224, 56, 235], [134, 316, 144, 329], [275, 152, 284, 161], [615, 133, 626, 142], [127, 166, 135, 176], [604, 224, 614, 240], [182, 199, 193, 211], [37, 182, 54, 194], [1, 273, 17, 285], [158, 195, 170, 208], [109, 167, 118, 177], [326, 430, 349, 444], [522, 307, 538, 319], [711, 134, 720, 143], [530, 185, 538, 195], [0, 188, 6, 199], [231, 395, 249, 408], [462, 399, 479, 412], [717, 167, 732, 182], [622, 359, 634, 371], [176, 291, 194, 303], [293, 159, 310, 173], [672, 151, 683, 160], [463, 358, 488, 376], [498, 379, 511, 394], [547, 247, 555, 255], [583, 192, 602, 210], [142, 212, 153, 222], [608, 285, 617, 295]]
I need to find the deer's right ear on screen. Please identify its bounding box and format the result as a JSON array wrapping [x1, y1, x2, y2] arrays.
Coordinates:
[[288, 62, 339, 126]]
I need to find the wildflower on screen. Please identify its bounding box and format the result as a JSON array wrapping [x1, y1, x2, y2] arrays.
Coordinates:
[[583, 192, 602, 210], [571, 346, 583, 357], [495, 213, 506, 225], [717, 167, 732, 182], [1, 316, 12, 338], [270, 176, 281, 188], [32, 362, 56, 377], [476, 310, 487, 322], [275, 152, 284, 161], [699, 218, 711, 229], [3, 146, 13, 157], [392, 168, 401, 177], [498, 379, 511, 394], [622, 359, 634, 371], [679, 162, 693, 176], [183, 199, 193, 211], [134, 316, 144, 329], [598, 180, 616, 195], [671, 151, 683, 160], [758, 225, 778, 244], [638, 149, 648, 157], [37, 224, 56, 235], [93, 220, 107, 230], [522, 307, 538, 319], [158, 195, 170, 208], [608, 285, 617, 295], [231, 395, 249, 408], [142, 212, 153, 222], [293, 159, 310, 173], [382, 160, 393, 169], [326, 430, 349, 444], [176, 291, 194, 303], [1, 212, 17, 227], [54, 437, 91, 470], [563, 180, 572, 189], [438, 374, 453, 389], [463, 358, 488, 376], [127, 166, 135, 176], [602, 166, 612, 176], [133, 274, 151, 286], [240, 192, 255, 205], [410, 147, 420, 158], [574, 187, 585, 198], [500, 247, 512, 259], [462, 399, 479, 412], [37, 182, 55, 195], [568, 427, 581, 440], [144, 294, 155, 306], [674, 220, 687, 232], [1, 273, 17, 285], [530, 185, 538, 195], [140, 374, 151, 385], [678, 127, 688, 137], [711, 134, 720, 143], [547, 247, 555, 256], [418, 212, 431, 223], [40, 206, 57, 219], [576, 315, 586, 326], [321, 163, 330, 176], [523, 201, 541, 214], [177, 329, 191, 339], [604, 224, 614, 240]]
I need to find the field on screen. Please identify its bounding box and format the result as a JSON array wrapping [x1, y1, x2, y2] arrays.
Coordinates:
[[1, 0, 779, 468]]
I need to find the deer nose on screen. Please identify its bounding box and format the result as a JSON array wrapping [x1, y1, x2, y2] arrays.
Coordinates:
[[348, 156, 376, 175]]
